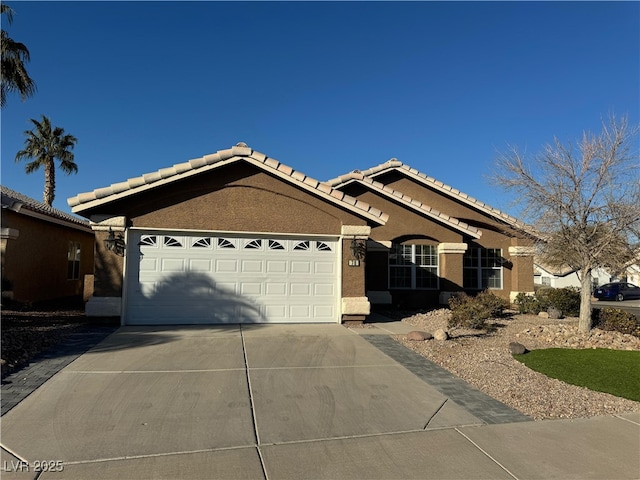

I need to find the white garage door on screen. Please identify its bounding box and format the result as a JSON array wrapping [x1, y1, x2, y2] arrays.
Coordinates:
[[124, 231, 340, 325]]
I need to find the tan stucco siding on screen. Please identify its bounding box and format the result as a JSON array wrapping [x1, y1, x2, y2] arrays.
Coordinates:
[[93, 230, 125, 297], [1, 210, 94, 303], [341, 188, 464, 244], [378, 174, 528, 239], [90, 164, 367, 234], [83, 163, 373, 302]]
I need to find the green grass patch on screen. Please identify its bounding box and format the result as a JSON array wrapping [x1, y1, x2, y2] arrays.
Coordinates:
[[513, 348, 640, 401]]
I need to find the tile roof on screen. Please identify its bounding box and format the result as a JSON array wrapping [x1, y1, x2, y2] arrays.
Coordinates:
[[333, 159, 532, 233], [326, 172, 482, 238], [1, 185, 91, 230], [67, 143, 388, 225]]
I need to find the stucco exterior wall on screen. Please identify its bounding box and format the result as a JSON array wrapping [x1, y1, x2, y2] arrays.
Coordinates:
[[88, 164, 366, 235], [337, 174, 535, 304], [339, 185, 464, 244], [82, 162, 371, 304], [1, 210, 94, 303]]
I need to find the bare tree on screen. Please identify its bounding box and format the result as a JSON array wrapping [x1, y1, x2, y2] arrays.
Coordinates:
[[494, 115, 640, 332]]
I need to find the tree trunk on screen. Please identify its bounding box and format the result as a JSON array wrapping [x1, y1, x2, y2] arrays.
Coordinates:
[[578, 268, 594, 332], [43, 158, 55, 206]]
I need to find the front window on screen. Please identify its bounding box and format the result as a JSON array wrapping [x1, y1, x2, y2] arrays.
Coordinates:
[[463, 248, 503, 289], [67, 242, 81, 280], [389, 244, 438, 289]]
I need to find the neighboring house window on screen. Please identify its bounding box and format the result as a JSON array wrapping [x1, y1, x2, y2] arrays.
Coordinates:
[[67, 242, 81, 280], [463, 248, 503, 289], [389, 243, 438, 289], [541, 276, 551, 286]]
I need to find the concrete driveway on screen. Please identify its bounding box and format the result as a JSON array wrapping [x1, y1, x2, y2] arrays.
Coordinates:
[[1, 323, 639, 479]]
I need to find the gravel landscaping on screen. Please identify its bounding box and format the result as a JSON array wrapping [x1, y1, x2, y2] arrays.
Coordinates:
[[1, 300, 117, 379], [393, 309, 640, 420]]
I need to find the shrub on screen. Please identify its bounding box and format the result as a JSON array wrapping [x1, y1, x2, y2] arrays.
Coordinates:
[[596, 308, 640, 337], [546, 287, 581, 317], [533, 287, 554, 312], [514, 292, 542, 314], [448, 291, 507, 330], [514, 287, 581, 317]]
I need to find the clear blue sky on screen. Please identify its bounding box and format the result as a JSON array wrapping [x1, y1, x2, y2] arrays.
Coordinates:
[[1, 1, 638, 217]]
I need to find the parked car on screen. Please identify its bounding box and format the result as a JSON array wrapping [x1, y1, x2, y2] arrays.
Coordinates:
[[593, 282, 640, 301]]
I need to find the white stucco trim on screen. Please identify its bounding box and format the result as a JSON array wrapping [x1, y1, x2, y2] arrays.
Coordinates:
[[437, 243, 468, 254], [341, 225, 371, 239], [0, 228, 20, 240], [85, 296, 122, 317], [509, 246, 536, 257], [341, 296, 371, 315], [90, 215, 127, 232]]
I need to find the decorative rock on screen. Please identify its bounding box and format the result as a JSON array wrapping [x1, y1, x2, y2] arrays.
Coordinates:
[[538, 311, 550, 319], [547, 307, 563, 319], [407, 331, 433, 341], [509, 342, 527, 355], [434, 329, 449, 341]]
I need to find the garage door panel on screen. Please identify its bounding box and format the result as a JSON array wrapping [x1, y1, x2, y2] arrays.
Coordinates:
[[290, 283, 311, 296], [241, 260, 263, 273], [315, 262, 335, 274], [139, 258, 158, 272], [216, 259, 238, 273], [290, 262, 312, 274], [314, 284, 334, 296], [290, 305, 311, 318], [241, 283, 262, 296], [127, 233, 338, 325], [161, 258, 185, 271], [266, 260, 287, 274], [314, 305, 334, 318], [189, 259, 212, 272], [266, 283, 287, 296]]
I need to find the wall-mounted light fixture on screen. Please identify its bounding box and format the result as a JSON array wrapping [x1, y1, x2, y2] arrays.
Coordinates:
[[350, 238, 366, 261], [104, 228, 126, 256]]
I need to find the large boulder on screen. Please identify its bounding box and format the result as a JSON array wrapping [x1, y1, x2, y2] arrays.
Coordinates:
[[434, 329, 449, 341], [509, 342, 528, 355], [407, 331, 433, 341], [547, 307, 563, 319]]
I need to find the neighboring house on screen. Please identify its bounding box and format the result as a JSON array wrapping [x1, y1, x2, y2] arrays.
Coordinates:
[[67, 144, 535, 325], [533, 263, 611, 290], [1, 186, 94, 304], [625, 264, 640, 286]]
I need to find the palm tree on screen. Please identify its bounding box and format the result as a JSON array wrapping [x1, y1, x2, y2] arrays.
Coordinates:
[[15, 115, 78, 206], [1, 3, 36, 107]]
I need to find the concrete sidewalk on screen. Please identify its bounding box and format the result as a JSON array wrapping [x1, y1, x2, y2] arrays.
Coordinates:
[[1, 322, 638, 479]]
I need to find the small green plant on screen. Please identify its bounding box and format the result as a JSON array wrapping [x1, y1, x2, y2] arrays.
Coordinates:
[[448, 291, 507, 330], [596, 308, 640, 337]]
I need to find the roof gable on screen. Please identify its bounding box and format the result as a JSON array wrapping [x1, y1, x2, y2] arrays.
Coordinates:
[[326, 172, 481, 239], [332, 159, 532, 234], [67, 143, 388, 225]]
